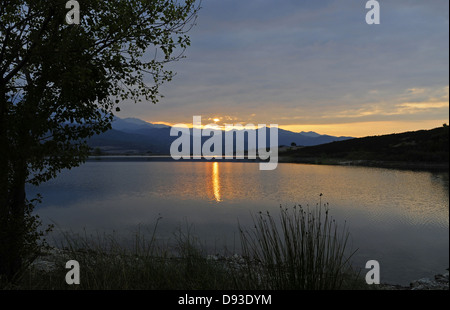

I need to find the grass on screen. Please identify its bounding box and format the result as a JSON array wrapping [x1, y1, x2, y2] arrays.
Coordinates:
[[4, 203, 370, 290], [237, 203, 361, 290]]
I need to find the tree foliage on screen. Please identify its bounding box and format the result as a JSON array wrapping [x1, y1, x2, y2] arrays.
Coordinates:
[[0, 0, 200, 282]]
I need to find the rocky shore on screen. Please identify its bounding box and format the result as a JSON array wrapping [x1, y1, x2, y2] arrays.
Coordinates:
[[379, 273, 449, 290], [31, 249, 449, 290]]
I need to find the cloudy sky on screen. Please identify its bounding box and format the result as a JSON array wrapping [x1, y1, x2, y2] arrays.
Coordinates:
[[118, 0, 449, 137]]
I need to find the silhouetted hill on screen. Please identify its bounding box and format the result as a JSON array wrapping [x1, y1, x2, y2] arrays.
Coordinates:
[[88, 129, 160, 154], [281, 126, 449, 170]]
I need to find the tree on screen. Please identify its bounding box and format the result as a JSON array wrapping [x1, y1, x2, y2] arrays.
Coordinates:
[[0, 0, 200, 282]]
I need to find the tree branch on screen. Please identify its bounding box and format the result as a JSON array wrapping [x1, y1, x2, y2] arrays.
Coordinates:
[[2, 8, 53, 83]]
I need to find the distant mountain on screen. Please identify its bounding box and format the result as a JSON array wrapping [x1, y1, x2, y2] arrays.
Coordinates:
[[87, 129, 160, 154], [299, 131, 321, 138], [112, 117, 170, 132], [88, 117, 353, 155]]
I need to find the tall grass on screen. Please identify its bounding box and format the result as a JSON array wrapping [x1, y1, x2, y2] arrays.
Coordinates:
[[237, 203, 359, 289], [8, 203, 366, 290], [11, 221, 235, 290]]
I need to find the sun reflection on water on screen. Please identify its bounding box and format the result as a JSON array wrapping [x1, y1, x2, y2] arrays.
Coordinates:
[[212, 162, 221, 202]]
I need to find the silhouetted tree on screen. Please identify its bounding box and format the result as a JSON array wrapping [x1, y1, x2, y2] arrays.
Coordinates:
[[0, 0, 199, 282]]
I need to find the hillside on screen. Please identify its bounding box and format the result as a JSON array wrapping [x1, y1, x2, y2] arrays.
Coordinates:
[[280, 126, 449, 170]]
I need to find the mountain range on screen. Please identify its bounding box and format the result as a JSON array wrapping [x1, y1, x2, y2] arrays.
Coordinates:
[[87, 117, 354, 155]]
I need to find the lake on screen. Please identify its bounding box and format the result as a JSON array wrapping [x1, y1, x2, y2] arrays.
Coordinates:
[[28, 159, 449, 286]]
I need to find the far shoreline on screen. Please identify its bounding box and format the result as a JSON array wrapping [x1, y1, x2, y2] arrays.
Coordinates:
[[277, 156, 450, 172], [86, 154, 450, 173]]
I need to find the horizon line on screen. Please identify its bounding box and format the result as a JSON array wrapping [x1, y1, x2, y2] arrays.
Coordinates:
[[115, 116, 448, 138]]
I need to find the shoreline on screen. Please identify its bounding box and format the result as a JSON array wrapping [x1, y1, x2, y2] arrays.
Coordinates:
[[86, 154, 449, 173], [277, 156, 449, 172], [378, 272, 449, 290], [30, 247, 449, 290]]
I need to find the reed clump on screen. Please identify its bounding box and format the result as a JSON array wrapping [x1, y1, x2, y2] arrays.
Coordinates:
[[236, 203, 360, 290]]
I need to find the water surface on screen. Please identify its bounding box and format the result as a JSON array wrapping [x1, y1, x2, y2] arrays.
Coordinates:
[[29, 160, 449, 285]]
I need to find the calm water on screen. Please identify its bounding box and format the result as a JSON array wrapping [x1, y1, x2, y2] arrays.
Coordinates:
[[29, 160, 449, 285]]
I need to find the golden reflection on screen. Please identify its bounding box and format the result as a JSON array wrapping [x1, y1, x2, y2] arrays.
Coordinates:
[[212, 162, 221, 202]]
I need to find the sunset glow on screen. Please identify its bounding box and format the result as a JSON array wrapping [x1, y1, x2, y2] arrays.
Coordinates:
[[126, 1, 449, 138]]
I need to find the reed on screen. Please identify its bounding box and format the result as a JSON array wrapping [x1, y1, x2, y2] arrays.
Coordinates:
[[11, 221, 234, 290], [236, 203, 359, 289]]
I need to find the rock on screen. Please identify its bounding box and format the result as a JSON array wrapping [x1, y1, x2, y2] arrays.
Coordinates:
[[410, 273, 449, 290], [379, 272, 449, 290], [30, 247, 70, 272], [434, 273, 449, 283]]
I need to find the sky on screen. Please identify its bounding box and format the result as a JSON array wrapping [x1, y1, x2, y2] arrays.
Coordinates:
[[118, 0, 449, 137]]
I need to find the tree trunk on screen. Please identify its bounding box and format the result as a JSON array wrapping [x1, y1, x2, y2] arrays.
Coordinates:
[[0, 81, 12, 280], [4, 160, 27, 280], [0, 83, 27, 281], [0, 166, 27, 281]]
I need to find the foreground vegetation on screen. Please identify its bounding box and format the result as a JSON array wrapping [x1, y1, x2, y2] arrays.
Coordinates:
[[2, 204, 370, 290]]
